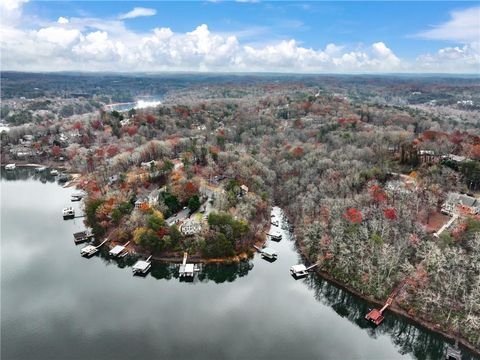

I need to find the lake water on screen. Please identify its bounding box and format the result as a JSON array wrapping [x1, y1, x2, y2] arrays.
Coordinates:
[[1, 168, 478, 360]]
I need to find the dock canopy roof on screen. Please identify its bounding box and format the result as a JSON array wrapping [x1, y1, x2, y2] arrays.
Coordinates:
[[109, 245, 125, 256], [262, 247, 277, 257], [133, 260, 150, 271], [291, 264, 307, 273]]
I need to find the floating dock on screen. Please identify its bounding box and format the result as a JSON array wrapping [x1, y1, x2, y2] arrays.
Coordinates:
[[132, 255, 152, 275], [80, 238, 108, 257], [71, 191, 85, 202], [290, 263, 317, 277], [73, 230, 93, 244], [365, 282, 405, 325], [269, 229, 282, 241], [179, 252, 198, 278], [253, 245, 277, 260], [109, 241, 130, 257], [63, 207, 75, 220]]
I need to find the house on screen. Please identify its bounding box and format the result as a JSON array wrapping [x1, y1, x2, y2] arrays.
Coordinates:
[[148, 189, 162, 206], [180, 219, 202, 236], [108, 174, 119, 185], [10, 145, 34, 158], [441, 193, 480, 215], [141, 160, 156, 170], [449, 154, 467, 163], [135, 197, 148, 209]]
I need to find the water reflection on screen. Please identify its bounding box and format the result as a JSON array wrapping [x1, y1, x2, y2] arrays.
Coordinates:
[[304, 269, 477, 360], [2, 169, 479, 360], [1, 166, 63, 184]]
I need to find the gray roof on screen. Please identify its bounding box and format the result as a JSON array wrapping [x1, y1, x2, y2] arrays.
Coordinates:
[[446, 193, 477, 208]]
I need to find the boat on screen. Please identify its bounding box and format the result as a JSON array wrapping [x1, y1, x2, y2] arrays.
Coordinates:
[[50, 169, 59, 176], [35, 166, 47, 173], [80, 244, 98, 257], [5, 164, 16, 171], [132, 255, 152, 275], [63, 207, 75, 219]]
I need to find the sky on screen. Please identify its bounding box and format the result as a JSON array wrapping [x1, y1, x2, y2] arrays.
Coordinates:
[[0, 0, 479, 73]]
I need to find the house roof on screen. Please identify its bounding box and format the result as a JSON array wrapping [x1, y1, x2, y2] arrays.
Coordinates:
[[446, 193, 477, 208]]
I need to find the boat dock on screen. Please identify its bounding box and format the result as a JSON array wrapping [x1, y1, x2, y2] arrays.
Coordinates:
[[132, 255, 152, 275], [63, 207, 75, 220], [80, 238, 108, 257], [109, 241, 130, 257], [366, 282, 405, 325], [268, 229, 282, 241], [179, 252, 198, 278], [290, 263, 317, 277], [73, 230, 93, 244], [254, 245, 278, 260], [71, 191, 85, 202]]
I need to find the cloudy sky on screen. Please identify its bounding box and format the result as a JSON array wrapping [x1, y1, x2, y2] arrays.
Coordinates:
[[1, 0, 479, 73]]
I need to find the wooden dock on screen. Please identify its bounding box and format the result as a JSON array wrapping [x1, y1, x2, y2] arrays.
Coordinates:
[[80, 238, 108, 257], [132, 255, 152, 275], [109, 241, 130, 257], [179, 252, 197, 277], [365, 282, 405, 325], [73, 230, 93, 244]]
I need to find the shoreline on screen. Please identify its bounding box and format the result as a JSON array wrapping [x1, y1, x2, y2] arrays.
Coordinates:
[[295, 237, 480, 356]]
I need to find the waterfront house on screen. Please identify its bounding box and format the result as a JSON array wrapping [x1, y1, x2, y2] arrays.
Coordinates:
[[441, 192, 480, 215]]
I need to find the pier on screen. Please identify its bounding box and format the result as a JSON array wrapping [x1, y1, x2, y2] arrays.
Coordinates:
[[63, 207, 75, 220], [254, 245, 278, 260], [80, 238, 108, 257], [290, 263, 317, 278], [366, 282, 405, 325], [132, 255, 152, 275], [73, 230, 93, 244], [179, 252, 198, 278], [109, 241, 130, 257]]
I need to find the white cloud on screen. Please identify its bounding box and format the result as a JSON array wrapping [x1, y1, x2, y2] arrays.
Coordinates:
[[415, 6, 480, 43], [416, 42, 480, 73], [119, 7, 156, 20], [0, 0, 478, 73], [35, 27, 81, 46]]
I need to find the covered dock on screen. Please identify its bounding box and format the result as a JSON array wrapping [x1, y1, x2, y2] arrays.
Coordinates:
[[132, 255, 152, 275], [73, 230, 93, 244], [80, 238, 108, 257], [63, 207, 75, 219], [179, 252, 198, 278], [109, 241, 130, 257], [261, 247, 278, 260], [269, 229, 282, 241]]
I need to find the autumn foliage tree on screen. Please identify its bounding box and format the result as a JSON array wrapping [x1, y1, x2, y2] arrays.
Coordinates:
[[343, 208, 362, 224]]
